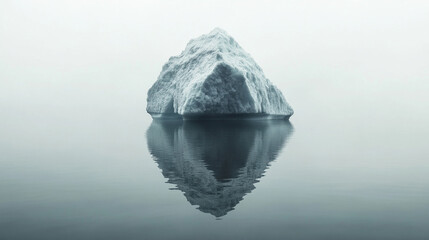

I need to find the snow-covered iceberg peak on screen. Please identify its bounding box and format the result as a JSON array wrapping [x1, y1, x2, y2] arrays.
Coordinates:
[[147, 28, 294, 119]]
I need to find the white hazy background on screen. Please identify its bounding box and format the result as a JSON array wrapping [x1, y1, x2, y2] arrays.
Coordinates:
[[1, 0, 428, 130]]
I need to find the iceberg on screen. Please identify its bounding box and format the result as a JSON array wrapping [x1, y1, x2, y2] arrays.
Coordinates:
[[147, 28, 294, 120]]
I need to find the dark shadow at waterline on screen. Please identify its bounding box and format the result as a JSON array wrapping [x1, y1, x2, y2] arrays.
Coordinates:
[[146, 120, 294, 217]]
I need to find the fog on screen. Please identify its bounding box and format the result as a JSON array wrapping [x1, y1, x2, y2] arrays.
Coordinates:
[[1, 0, 428, 155], [1, 0, 428, 109]]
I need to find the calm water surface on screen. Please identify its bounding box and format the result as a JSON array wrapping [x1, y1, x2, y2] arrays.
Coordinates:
[[0, 87, 428, 240]]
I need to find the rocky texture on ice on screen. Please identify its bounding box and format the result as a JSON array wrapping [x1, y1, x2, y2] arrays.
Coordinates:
[[146, 120, 293, 217], [147, 28, 293, 119]]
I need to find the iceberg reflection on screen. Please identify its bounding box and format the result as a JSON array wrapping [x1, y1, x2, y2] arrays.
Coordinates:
[[146, 120, 293, 217]]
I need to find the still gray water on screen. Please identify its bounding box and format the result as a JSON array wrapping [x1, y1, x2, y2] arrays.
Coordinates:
[[1, 87, 428, 239]]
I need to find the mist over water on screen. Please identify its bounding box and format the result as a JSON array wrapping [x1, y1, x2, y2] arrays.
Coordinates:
[[1, 1, 429, 239]]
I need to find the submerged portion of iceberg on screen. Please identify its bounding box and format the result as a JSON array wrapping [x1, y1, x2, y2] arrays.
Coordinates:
[[147, 28, 293, 119]]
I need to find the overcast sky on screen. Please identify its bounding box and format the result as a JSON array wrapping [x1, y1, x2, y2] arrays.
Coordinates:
[[1, 0, 428, 121]]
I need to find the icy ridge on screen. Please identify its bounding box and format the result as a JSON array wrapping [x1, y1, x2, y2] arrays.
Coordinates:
[[147, 28, 293, 118]]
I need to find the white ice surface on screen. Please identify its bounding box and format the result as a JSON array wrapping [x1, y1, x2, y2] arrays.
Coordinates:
[[147, 28, 293, 118]]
